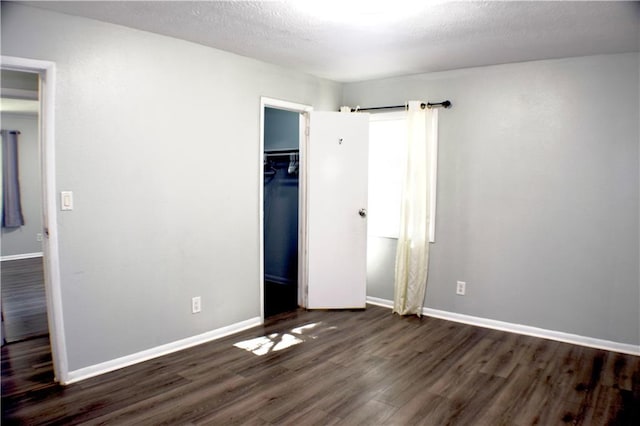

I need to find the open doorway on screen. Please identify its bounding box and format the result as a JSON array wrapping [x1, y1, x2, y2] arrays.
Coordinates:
[[0, 56, 66, 384], [1, 70, 47, 343], [263, 107, 301, 317], [260, 98, 312, 319]]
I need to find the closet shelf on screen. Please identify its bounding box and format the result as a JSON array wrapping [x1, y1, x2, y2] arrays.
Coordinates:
[[264, 149, 299, 157]]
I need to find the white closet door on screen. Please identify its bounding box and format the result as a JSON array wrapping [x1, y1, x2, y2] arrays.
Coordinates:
[[306, 111, 369, 309]]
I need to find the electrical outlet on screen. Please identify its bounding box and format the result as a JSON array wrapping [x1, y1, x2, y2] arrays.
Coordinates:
[[191, 296, 201, 314], [36, 233, 43, 242], [456, 281, 466, 296]]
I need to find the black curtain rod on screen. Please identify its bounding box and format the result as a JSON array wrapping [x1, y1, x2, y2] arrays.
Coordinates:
[[350, 100, 451, 112]]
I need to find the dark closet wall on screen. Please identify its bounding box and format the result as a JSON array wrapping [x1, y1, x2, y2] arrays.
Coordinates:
[[264, 108, 299, 286], [265, 107, 299, 151]]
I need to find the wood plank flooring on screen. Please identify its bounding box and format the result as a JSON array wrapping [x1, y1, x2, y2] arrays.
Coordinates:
[[2, 305, 639, 425], [1, 257, 48, 342]]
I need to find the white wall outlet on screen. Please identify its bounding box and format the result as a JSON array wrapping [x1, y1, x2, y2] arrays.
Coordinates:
[[36, 233, 43, 242], [191, 296, 201, 314], [456, 281, 466, 296]]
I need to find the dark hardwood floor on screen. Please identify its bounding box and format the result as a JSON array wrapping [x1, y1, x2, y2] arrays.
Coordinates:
[[1, 257, 48, 343], [2, 305, 638, 425]]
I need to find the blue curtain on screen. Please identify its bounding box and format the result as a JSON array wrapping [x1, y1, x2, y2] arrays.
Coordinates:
[[2, 130, 25, 228]]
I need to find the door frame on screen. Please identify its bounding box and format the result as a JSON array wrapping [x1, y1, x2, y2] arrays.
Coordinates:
[[259, 97, 312, 322], [1, 55, 69, 383]]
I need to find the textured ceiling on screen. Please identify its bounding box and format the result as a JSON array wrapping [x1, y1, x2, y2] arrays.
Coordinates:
[[23, 0, 640, 82]]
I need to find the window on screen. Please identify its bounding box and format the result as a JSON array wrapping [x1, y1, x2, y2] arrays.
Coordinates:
[[368, 112, 407, 238], [368, 109, 439, 242]]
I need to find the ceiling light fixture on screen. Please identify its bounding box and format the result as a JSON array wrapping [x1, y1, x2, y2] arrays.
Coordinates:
[[289, 0, 428, 26]]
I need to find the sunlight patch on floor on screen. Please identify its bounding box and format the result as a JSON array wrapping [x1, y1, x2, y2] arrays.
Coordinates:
[[234, 322, 338, 356], [234, 333, 303, 356]]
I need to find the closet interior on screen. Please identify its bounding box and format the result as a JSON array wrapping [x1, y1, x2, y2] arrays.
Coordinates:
[[263, 107, 300, 317]]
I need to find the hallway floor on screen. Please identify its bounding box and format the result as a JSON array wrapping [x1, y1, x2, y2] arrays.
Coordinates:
[[1, 257, 48, 343]]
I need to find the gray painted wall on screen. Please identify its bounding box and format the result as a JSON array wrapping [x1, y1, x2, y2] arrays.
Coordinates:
[[367, 237, 396, 299], [1, 113, 43, 257], [1, 3, 341, 370], [345, 53, 640, 345]]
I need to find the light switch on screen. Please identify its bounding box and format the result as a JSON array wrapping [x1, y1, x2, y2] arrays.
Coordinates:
[[61, 191, 73, 211]]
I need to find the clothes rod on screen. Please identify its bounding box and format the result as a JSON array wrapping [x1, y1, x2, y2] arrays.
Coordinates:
[[350, 100, 451, 112]]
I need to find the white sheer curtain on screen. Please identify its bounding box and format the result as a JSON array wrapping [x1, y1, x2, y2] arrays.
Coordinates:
[[393, 101, 438, 316]]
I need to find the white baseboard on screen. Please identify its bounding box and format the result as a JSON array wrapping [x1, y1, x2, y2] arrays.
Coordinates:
[[366, 296, 640, 356], [1, 252, 43, 261], [366, 296, 394, 309], [64, 316, 262, 385]]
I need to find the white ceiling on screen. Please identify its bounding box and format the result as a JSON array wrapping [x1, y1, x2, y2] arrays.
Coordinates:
[[24, 0, 640, 82]]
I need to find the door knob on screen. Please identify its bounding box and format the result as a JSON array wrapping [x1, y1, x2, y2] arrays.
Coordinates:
[[359, 208, 367, 218]]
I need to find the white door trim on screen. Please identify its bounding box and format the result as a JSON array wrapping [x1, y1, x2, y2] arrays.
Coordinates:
[[1, 55, 69, 384], [259, 97, 313, 322]]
